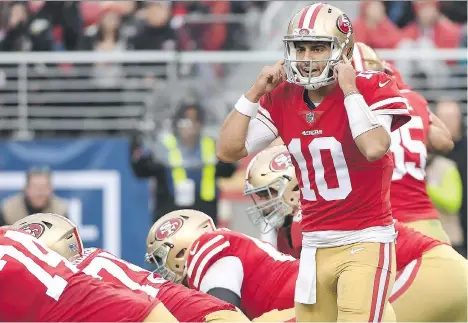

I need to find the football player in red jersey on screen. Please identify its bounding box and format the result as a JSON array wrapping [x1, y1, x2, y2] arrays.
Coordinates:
[[0, 226, 177, 322], [243, 145, 302, 258], [352, 42, 454, 243], [146, 209, 299, 322], [391, 222, 467, 322], [12, 213, 250, 323], [216, 3, 410, 321]]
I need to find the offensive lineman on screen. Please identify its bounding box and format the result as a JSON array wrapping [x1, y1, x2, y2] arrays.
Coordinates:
[[244, 145, 302, 258], [12, 213, 251, 323], [0, 226, 177, 322]]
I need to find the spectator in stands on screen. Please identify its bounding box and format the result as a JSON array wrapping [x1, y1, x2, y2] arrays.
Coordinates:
[[436, 100, 467, 257], [0, 167, 68, 226], [128, 1, 176, 51], [130, 102, 237, 225], [353, 1, 402, 49], [33, 1, 83, 51], [0, 2, 53, 52], [396, 1, 462, 89]]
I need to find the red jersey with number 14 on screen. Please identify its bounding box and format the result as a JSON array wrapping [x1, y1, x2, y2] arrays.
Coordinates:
[[73, 247, 237, 323], [0, 229, 159, 322], [258, 72, 410, 232], [390, 89, 439, 222], [185, 229, 298, 319]]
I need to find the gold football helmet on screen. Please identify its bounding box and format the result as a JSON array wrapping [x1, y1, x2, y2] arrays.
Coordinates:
[[244, 145, 300, 233], [145, 209, 215, 284], [284, 2, 355, 90], [352, 42, 384, 72], [11, 213, 83, 260]]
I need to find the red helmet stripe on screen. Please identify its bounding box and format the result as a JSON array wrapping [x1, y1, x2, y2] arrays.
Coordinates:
[[308, 3, 325, 28], [298, 5, 312, 28]]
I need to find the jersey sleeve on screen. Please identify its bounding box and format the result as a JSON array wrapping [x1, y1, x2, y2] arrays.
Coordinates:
[[257, 83, 288, 135], [185, 232, 232, 290], [356, 72, 411, 132]]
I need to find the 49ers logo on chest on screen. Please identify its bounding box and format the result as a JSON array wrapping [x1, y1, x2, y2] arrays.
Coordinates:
[[270, 152, 292, 171], [155, 218, 184, 241], [20, 223, 45, 238]]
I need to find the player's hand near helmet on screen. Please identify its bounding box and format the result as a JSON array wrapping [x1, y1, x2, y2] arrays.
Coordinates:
[[245, 60, 287, 103], [334, 54, 358, 95]]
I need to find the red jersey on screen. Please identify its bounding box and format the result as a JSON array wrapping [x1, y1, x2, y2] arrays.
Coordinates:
[[277, 211, 302, 259], [394, 222, 443, 271], [185, 229, 298, 319], [0, 229, 159, 322], [259, 72, 410, 232], [390, 89, 439, 222], [73, 247, 236, 323]]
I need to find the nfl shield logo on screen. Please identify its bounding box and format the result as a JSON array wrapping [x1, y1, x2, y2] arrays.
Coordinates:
[[305, 112, 315, 124]]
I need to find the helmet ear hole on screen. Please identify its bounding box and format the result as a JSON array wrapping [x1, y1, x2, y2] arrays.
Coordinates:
[[42, 221, 53, 229], [176, 248, 186, 259]]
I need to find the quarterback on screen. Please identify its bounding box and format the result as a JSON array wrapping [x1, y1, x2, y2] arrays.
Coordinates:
[[146, 209, 298, 322], [0, 226, 177, 322], [216, 2, 410, 321], [244, 144, 302, 258], [12, 213, 250, 323], [352, 41, 454, 242]]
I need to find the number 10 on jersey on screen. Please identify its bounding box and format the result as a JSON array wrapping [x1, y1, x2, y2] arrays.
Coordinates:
[[288, 137, 352, 202]]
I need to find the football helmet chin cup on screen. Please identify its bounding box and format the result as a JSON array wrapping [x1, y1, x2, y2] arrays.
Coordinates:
[[11, 213, 84, 260], [145, 209, 215, 284], [244, 145, 300, 234], [283, 3, 355, 90]]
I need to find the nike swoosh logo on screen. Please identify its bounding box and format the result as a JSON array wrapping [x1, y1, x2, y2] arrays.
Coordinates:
[[379, 80, 390, 88], [189, 241, 199, 256], [350, 247, 365, 255]]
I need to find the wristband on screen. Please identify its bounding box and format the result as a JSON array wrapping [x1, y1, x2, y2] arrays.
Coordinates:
[[344, 93, 380, 139], [235, 95, 259, 118]]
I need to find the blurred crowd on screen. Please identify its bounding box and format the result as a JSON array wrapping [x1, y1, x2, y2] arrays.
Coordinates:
[[0, 1, 266, 53], [0, 1, 465, 53]]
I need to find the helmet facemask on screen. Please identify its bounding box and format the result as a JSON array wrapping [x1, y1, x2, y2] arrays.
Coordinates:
[[245, 175, 299, 233], [145, 242, 182, 283], [284, 36, 347, 90]]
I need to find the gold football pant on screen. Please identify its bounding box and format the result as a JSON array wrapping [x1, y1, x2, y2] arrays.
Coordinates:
[[404, 219, 451, 243], [143, 302, 179, 322], [205, 309, 251, 323], [252, 308, 295, 323], [295, 242, 396, 322], [390, 245, 467, 322]]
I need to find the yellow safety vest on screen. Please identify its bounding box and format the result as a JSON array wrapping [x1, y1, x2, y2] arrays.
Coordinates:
[[162, 135, 216, 202]]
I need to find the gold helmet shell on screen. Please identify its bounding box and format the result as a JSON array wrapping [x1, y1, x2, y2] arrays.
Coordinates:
[[11, 213, 83, 260], [244, 145, 299, 233], [284, 3, 355, 90], [145, 209, 215, 283], [352, 42, 384, 72]]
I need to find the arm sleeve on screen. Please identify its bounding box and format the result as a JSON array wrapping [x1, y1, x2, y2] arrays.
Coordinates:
[[199, 256, 244, 298], [245, 118, 278, 154], [376, 115, 393, 134], [357, 72, 411, 131]]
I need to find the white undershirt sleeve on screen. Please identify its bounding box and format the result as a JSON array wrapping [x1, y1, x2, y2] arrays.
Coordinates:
[[199, 256, 244, 298], [376, 115, 393, 135], [245, 118, 278, 154]]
